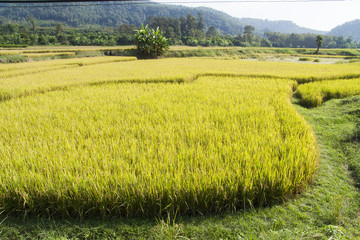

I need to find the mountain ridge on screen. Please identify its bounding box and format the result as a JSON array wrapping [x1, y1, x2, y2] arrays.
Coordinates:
[[329, 19, 360, 41], [0, 2, 326, 35]]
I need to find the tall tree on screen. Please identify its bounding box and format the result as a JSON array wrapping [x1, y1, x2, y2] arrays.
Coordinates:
[[186, 14, 197, 34], [206, 26, 219, 37], [118, 24, 136, 35], [197, 12, 205, 31], [243, 25, 255, 43], [168, 17, 181, 37], [55, 23, 63, 36], [28, 16, 36, 34], [315, 35, 323, 54], [179, 16, 187, 36]]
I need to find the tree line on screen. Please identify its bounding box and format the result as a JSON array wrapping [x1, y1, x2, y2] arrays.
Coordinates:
[[0, 14, 359, 48]]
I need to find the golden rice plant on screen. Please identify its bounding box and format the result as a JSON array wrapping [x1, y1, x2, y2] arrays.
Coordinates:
[[0, 76, 318, 217], [21, 46, 135, 53], [0, 56, 136, 79], [21, 52, 76, 58], [0, 50, 23, 56]]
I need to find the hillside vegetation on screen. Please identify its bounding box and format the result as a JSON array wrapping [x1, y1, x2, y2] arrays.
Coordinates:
[[0, 2, 322, 35], [329, 19, 360, 41]]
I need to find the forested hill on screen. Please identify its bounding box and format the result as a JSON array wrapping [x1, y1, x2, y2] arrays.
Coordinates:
[[329, 20, 360, 41], [238, 18, 325, 35], [0, 1, 322, 35]]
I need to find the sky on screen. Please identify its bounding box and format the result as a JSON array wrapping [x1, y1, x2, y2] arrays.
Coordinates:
[[153, 0, 360, 32]]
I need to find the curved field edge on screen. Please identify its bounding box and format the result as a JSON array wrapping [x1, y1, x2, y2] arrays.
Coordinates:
[[0, 77, 318, 218], [296, 78, 360, 107]]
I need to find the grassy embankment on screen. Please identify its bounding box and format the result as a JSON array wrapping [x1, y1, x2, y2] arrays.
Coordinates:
[[1, 46, 360, 63]]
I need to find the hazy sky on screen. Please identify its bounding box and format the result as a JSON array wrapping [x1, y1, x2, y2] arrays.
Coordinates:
[[153, 0, 360, 31]]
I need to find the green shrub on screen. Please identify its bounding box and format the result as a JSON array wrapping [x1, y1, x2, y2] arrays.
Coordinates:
[[0, 44, 28, 48], [344, 56, 360, 60], [339, 50, 359, 56], [314, 59, 321, 62], [0, 55, 27, 63], [134, 24, 169, 58], [299, 57, 313, 62]]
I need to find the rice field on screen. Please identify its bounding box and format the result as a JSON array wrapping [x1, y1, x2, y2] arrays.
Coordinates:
[[1, 55, 360, 218], [2, 57, 360, 102], [297, 78, 360, 107], [21, 52, 77, 58], [0, 46, 135, 56]]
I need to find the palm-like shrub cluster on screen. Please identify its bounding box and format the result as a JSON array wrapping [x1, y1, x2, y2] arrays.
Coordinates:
[[134, 24, 169, 58]]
